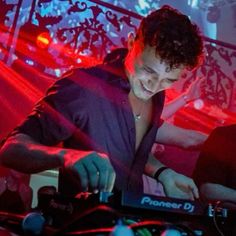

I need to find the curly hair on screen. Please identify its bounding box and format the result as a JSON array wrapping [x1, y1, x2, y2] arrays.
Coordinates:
[[136, 5, 204, 70]]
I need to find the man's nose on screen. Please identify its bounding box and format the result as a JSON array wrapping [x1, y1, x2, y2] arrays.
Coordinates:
[[147, 77, 160, 91], [147, 77, 159, 90]]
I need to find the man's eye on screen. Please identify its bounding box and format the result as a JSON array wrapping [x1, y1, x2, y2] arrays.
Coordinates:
[[166, 79, 177, 83], [143, 67, 155, 74]]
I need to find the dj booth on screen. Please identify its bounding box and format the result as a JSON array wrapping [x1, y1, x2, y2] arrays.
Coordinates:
[[0, 189, 235, 236]]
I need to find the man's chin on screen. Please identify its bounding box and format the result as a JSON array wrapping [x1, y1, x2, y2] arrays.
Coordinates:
[[136, 93, 152, 101], [132, 89, 152, 101]]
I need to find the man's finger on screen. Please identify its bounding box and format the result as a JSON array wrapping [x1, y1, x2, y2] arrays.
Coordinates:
[[106, 170, 116, 192], [73, 163, 89, 192], [191, 184, 199, 199], [97, 169, 108, 191], [83, 160, 100, 192], [92, 154, 115, 191]]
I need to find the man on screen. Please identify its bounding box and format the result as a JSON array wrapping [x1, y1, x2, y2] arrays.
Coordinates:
[[193, 125, 236, 203], [0, 6, 206, 200]]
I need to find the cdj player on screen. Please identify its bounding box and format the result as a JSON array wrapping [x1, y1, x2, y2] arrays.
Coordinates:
[[28, 189, 235, 235], [0, 189, 235, 235]]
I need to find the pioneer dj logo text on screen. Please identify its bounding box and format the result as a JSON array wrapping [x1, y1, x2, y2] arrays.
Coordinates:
[[140, 196, 195, 213]]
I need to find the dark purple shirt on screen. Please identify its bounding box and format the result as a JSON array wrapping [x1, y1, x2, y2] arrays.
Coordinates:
[[14, 55, 165, 195]]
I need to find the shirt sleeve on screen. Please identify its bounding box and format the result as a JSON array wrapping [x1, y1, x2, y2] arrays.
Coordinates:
[[11, 78, 77, 146]]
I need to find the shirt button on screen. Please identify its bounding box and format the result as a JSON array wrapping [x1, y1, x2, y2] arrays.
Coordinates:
[[130, 128, 135, 132], [121, 100, 126, 105]]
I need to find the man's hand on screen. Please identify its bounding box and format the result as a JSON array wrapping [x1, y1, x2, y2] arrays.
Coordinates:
[[158, 168, 199, 200], [183, 76, 205, 102], [63, 150, 116, 193]]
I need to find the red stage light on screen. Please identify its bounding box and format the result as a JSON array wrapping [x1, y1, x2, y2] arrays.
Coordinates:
[[36, 32, 51, 49]]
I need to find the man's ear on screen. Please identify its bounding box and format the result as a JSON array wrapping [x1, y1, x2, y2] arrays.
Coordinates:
[[127, 32, 135, 50]]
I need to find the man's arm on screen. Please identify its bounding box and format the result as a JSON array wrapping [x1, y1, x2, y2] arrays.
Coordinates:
[[161, 94, 188, 120], [0, 133, 64, 173], [156, 122, 208, 150], [145, 154, 199, 200], [162, 77, 204, 120], [200, 183, 236, 203], [0, 133, 115, 192], [145, 121, 207, 200]]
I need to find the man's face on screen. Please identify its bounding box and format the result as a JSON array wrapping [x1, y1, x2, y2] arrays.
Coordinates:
[[125, 39, 185, 101]]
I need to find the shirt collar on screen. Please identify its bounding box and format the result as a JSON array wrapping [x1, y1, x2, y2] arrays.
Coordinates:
[[103, 48, 130, 92]]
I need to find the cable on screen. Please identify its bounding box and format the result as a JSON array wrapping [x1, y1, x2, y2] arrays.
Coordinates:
[[212, 201, 225, 236], [128, 220, 196, 236], [64, 227, 114, 235], [123, 218, 152, 236], [212, 200, 236, 236], [64, 218, 197, 236]]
